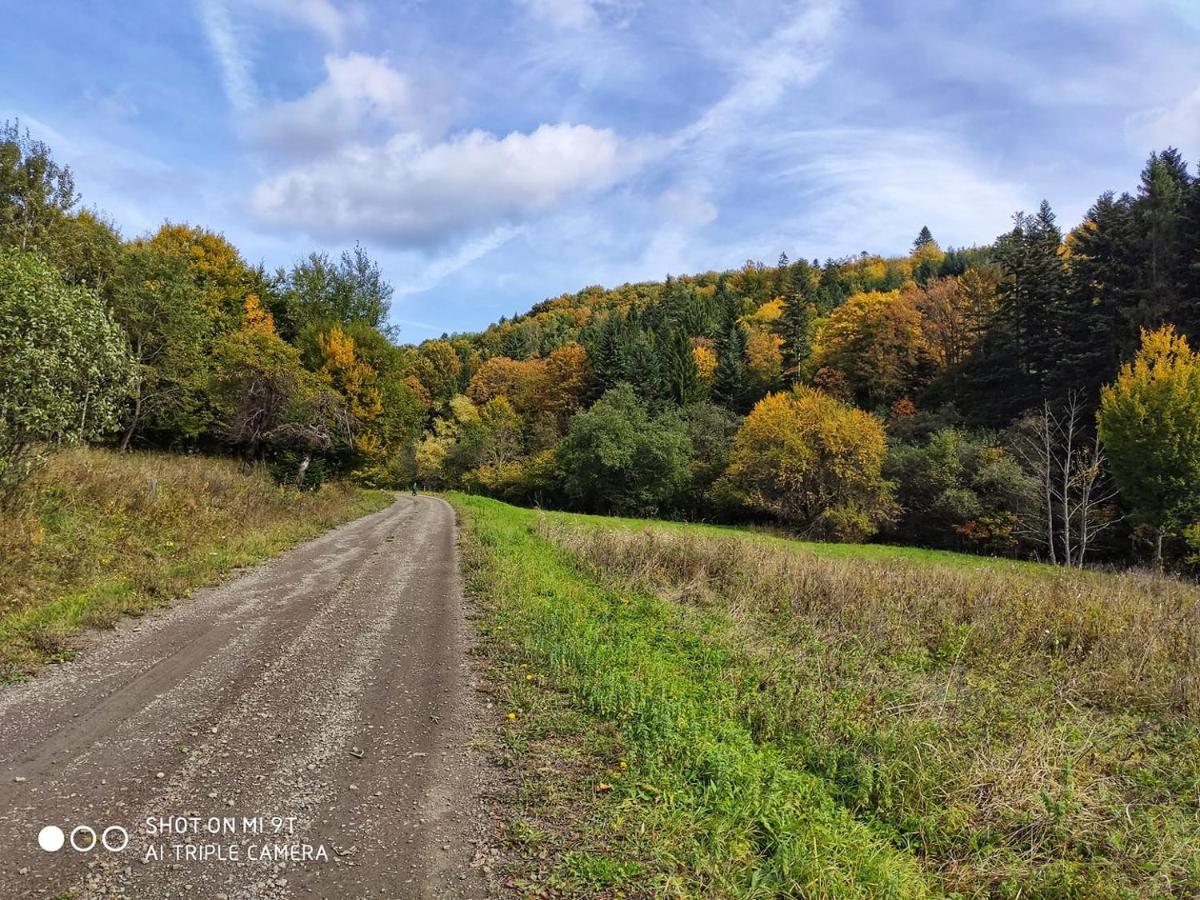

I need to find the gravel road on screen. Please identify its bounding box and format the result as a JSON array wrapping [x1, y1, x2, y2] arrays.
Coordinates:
[[0, 495, 492, 899]]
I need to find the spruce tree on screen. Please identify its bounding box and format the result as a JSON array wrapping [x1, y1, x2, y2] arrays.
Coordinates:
[[712, 280, 750, 412], [778, 258, 815, 383], [590, 315, 626, 399], [966, 202, 1067, 422], [1134, 149, 1192, 332], [664, 327, 705, 405], [620, 327, 667, 409]]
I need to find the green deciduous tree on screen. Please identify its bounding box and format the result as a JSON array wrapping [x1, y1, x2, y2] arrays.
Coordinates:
[[0, 248, 133, 494], [557, 384, 691, 515], [108, 243, 212, 449], [885, 428, 1037, 554], [0, 121, 77, 254], [274, 245, 394, 340]]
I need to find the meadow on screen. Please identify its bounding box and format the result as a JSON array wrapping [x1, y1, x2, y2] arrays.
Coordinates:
[[453, 494, 1200, 898], [0, 448, 390, 680]]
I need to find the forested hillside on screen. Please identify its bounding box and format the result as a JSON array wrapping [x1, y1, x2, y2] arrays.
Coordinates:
[[4, 118, 1200, 567]]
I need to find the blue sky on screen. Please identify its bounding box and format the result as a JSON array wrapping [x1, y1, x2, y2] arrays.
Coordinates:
[[2, 0, 1198, 340]]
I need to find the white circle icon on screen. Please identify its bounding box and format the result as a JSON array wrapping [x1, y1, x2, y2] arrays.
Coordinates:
[[38, 825, 65, 852], [101, 826, 129, 852], [70, 825, 97, 852]]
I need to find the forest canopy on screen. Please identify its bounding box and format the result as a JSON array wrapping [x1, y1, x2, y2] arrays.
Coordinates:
[[3, 120, 1200, 567]]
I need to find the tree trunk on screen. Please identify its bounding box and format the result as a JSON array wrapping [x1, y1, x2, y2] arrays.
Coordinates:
[[296, 454, 311, 488], [1155, 528, 1165, 571], [119, 394, 142, 453]]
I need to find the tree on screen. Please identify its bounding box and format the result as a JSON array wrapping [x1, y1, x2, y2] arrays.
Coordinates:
[[557, 384, 691, 515], [1134, 149, 1192, 332], [712, 281, 750, 411], [412, 340, 463, 408], [721, 386, 894, 541], [620, 327, 666, 409], [969, 203, 1067, 421], [539, 342, 591, 429], [0, 248, 133, 495], [108, 243, 212, 449], [776, 258, 817, 383], [44, 209, 123, 291], [1098, 325, 1200, 566], [316, 325, 384, 458], [658, 401, 741, 515], [1011, 394, 1118, 567], [664, 327, 705, 405], [275, 245, 393, 339], [886, 428, 1036, 554], [911, 227, 944, 284], [147, 223, 263, 335], [211, 297, 350, 477], [811, 290, 932, 408], [0, 121, 77, 254], [589, 314, 626, 399]]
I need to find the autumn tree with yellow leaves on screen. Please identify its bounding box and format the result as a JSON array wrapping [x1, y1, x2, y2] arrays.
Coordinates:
[[1099, 325, 1200, 565]]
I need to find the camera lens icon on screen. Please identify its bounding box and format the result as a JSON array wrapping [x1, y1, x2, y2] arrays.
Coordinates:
[[38, 824, 128, 853], [38, 825, 64, 852]]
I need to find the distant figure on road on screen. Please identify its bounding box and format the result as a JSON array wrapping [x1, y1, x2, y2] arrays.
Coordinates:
[[411, 481, 418, 496]]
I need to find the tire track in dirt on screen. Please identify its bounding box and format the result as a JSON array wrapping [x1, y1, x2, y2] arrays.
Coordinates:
[[0, 495, 491, 899]]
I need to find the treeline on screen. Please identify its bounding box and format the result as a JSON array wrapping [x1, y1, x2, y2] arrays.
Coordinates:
[[410, 151, 1200, 568], [0, 121, 425, 495], [3, 119, 1200, 566]]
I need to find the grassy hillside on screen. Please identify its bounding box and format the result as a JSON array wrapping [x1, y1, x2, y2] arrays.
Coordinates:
[[452, 494, 1200, 897], [0, 448, 391, 680]]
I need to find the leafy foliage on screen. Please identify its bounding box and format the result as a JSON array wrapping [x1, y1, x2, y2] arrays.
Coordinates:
[[722, 387, 894, 540], [0, 248, 132, 495]]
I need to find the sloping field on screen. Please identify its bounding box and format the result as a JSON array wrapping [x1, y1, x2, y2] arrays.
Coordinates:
[[453, 494, 1200, 897]]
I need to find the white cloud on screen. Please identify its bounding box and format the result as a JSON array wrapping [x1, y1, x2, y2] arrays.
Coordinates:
[[1127, 84, 1200, 155], [253, 53, 418, 157], [684, 0, 843, 143], [196, 0, 360, 112], [246, 0, 358, 44], [393, 226, 523, 297], [775, 128, 1029, 254], [251, 123, 633, 246], [517, 0, 599, 28]]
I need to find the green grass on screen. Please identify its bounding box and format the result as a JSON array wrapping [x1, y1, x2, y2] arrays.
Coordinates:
[[452, 494, 1200, 898], [0, 447, 392, 680]]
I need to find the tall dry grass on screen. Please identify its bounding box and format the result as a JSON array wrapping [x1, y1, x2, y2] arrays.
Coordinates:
[[543, 520, 1200, 895], [0, 447, 389, 678], [550, 523, 1200, 718]]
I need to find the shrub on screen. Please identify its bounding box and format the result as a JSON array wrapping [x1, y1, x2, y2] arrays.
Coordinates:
[[557, 384, 691, 516], [884, 427, 1036, 552], [721, 386, 894, 540], [0, 248, 133, 497]]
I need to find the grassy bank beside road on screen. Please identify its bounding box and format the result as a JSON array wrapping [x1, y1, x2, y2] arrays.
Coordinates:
[[452, 494, 1200, 897], [0, 448, 391, 680]]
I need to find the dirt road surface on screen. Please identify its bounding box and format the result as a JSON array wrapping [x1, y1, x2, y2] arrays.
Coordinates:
[[0, 495, 492, 899]]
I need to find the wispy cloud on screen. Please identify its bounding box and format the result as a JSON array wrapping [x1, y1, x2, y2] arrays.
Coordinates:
[[196, 0, 258, 112], [393, 226, 523, 298]]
